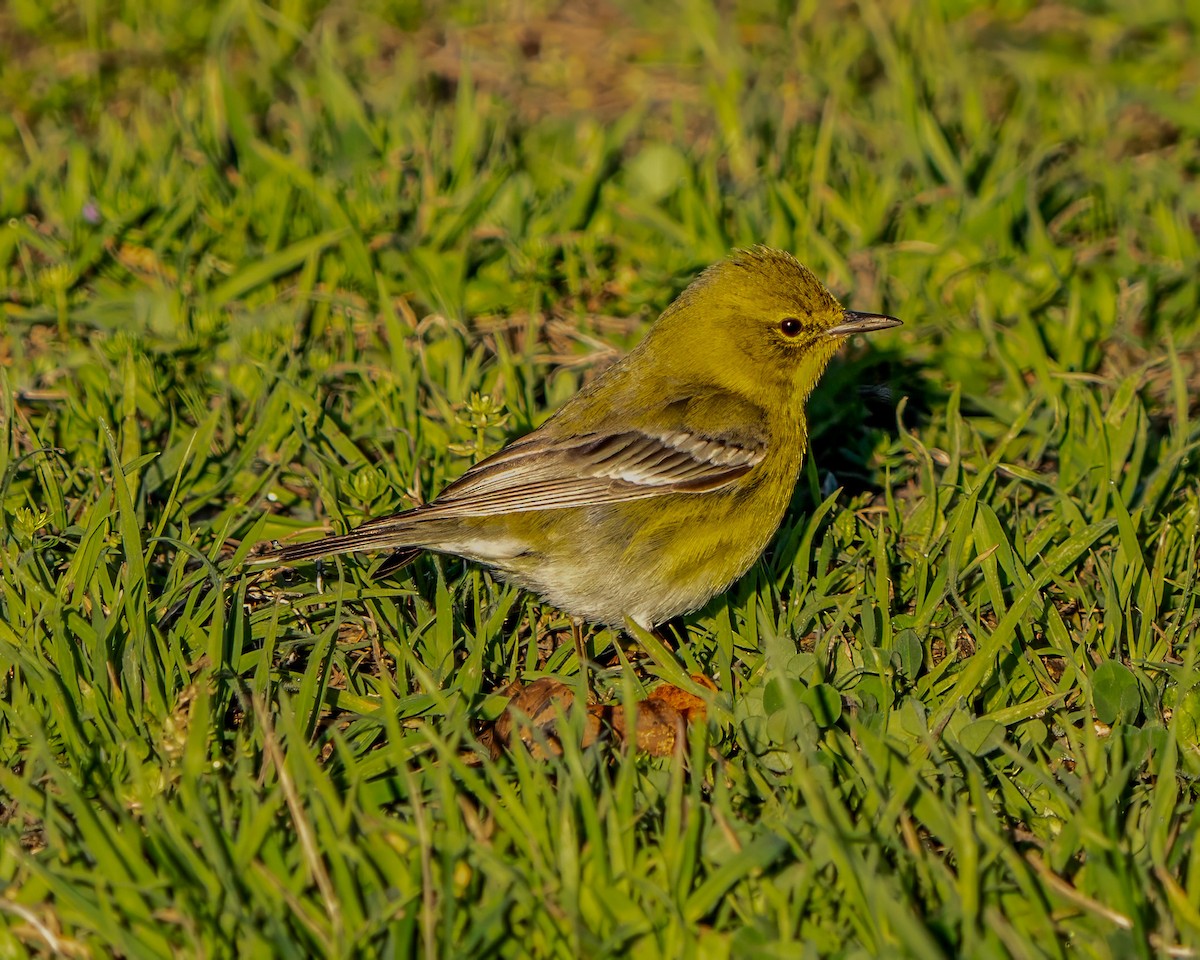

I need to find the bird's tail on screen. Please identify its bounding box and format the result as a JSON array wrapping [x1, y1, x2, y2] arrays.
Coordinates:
[[252, 514, 430, 568]]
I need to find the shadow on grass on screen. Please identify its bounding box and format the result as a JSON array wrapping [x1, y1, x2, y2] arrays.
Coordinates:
[[803, 341, 940, 499]]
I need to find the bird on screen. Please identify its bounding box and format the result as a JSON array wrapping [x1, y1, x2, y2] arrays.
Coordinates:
[[257, 247, 900, 632]]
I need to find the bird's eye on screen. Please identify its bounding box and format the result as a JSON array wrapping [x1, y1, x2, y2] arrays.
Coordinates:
[[779, 317, 802, 337]]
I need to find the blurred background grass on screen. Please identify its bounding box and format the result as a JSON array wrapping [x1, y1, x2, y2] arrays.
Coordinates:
[[2, 0, 1199, 956]]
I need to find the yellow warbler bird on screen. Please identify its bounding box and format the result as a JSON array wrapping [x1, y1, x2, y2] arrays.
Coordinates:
[[260, 247, 900, 629]]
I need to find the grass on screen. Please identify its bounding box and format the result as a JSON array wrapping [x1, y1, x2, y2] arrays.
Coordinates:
[[2, 0, 1199, 956]]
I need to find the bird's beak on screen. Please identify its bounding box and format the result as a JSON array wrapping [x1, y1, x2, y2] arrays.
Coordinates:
[[826, 310, 903, 337]]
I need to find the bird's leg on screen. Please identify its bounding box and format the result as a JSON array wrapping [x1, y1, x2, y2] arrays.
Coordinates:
[[529, 602, 540, 676], [572, 617, 594, 703]]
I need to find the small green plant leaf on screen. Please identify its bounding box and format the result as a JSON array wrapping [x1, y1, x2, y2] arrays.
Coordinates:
[[1093, 660, 1142, 725], [800, 682, 843, 727]]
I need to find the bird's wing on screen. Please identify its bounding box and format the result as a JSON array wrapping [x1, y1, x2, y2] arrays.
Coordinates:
[[416, 430, 761, 517], [376, 397, 770, 521], [261, 393, 772, 563]]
